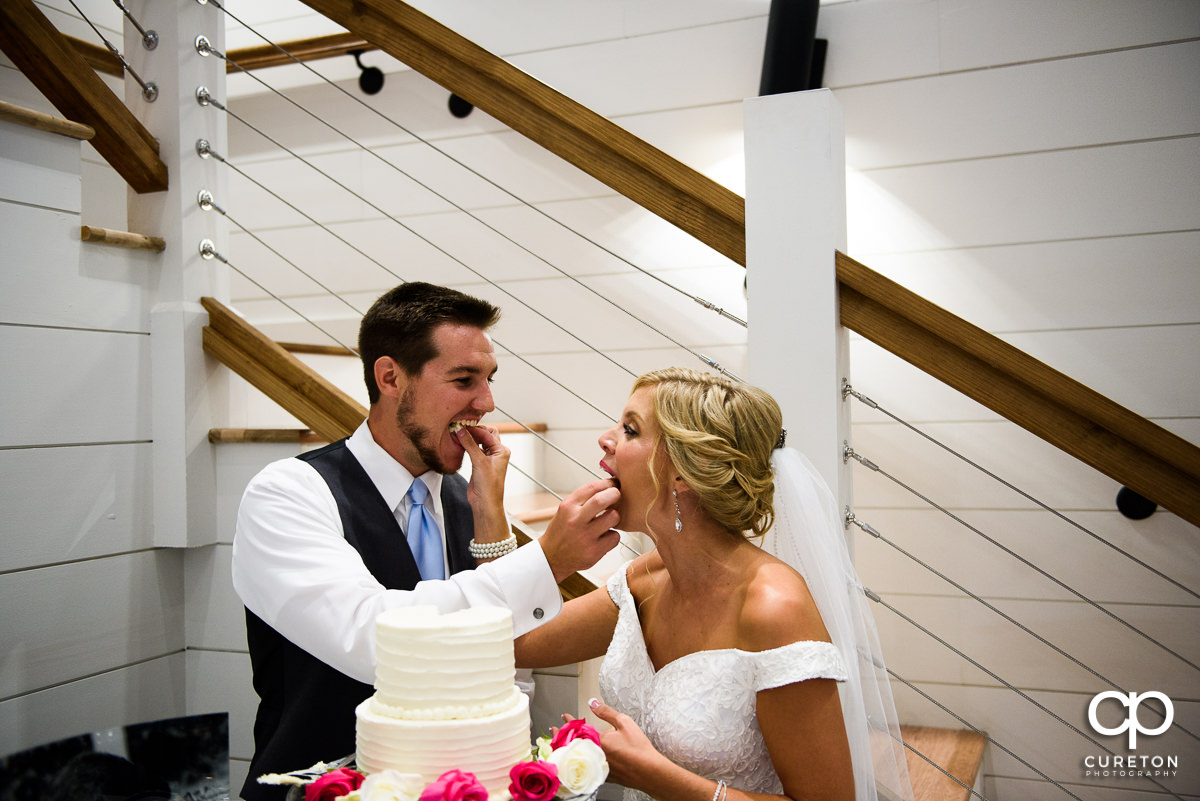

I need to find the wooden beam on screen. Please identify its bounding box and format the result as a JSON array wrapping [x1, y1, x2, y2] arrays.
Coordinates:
[[0, 0, 167, 193], [201, 297, 367, 441], [296, 0, 746, 266], [226, 32, 375, 72], [837, 252, 1200, 527]]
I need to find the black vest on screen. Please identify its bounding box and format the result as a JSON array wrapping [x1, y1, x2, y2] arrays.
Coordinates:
[[240, 439, 474, 800]]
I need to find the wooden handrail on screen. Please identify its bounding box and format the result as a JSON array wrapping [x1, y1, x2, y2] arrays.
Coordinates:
[[67, 31, 375, 77], [0, 0, 167, 193], [837, 252, 1200, 527], [226, 33, 375, 72], [297, 0, 746, 266], [250, 2, 1197, 527]]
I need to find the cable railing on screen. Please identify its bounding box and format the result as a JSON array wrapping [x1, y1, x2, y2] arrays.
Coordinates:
[[186, 6, 748, 569], [181, 11, 749, 506], [14, 2, 1197, 799], [843, 385, 1196, 800]]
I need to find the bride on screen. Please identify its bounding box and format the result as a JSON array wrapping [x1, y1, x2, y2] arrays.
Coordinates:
[[515, 368, 913, 801]]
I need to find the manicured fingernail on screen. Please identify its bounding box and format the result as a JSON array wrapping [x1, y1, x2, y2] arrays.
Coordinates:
[[588, 697, 600, 710]]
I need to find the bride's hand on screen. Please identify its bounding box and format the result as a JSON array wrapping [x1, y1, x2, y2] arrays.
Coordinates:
[[586, 698, 668, 789]]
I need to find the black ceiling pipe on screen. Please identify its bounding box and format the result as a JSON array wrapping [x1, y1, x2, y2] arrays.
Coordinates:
[[759, 0, 822, 96]]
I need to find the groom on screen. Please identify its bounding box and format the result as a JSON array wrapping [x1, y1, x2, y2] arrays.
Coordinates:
[[232, 282, 621, 799]]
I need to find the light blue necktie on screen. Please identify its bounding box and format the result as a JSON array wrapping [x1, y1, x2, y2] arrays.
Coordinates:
[[405, 478, 445, 580]]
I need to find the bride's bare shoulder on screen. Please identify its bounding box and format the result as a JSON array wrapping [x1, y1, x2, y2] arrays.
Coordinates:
[[623, 549, 665, 598], [739, 554, 831, 651]]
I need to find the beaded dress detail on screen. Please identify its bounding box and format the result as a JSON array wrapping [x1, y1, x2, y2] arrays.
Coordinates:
[[597, 563, 847, 799]]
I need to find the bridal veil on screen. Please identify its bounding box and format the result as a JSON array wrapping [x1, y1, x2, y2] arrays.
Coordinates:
[[761, 447, 915, 801]]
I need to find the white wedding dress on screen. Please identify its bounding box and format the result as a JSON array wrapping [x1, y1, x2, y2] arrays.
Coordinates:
[[597, 564, 849, 799]]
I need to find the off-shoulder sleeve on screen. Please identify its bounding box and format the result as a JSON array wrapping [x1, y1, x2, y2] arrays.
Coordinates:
[[606, 560, 633, 607], [752, 640, 847, 692]]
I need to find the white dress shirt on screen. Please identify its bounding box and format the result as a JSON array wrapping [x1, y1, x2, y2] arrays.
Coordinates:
[[231, 421, 563, 685]]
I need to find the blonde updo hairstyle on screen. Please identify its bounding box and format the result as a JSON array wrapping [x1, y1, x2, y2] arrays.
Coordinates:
[[633, 367, 782, 540]]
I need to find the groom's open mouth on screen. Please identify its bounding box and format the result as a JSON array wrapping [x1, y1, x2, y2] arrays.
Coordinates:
[[448, 419, 480, 433]]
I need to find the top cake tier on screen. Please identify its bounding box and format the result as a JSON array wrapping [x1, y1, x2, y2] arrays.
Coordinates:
[[372, 606, 517, 720]]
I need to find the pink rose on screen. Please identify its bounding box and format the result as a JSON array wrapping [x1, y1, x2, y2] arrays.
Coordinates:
[[419, 770, 488, 801], [305, 767, 365, 801], [550, 718, 602, 750], [509, 760, 560, 801]]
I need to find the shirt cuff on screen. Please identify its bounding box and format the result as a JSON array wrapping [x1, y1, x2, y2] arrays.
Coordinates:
[[489, 541, 564, 637]]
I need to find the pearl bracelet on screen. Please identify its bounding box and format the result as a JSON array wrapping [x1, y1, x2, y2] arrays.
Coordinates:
[[468, 533, 518, 559]]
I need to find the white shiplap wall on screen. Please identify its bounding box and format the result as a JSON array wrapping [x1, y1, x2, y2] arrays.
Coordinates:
[[827, 5, 1200, 800], [1, 0, 229, 783], [0, 113, 185, 761]]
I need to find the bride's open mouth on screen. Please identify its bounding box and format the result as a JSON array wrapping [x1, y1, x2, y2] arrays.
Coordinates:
[[600, 462, 620, 489]]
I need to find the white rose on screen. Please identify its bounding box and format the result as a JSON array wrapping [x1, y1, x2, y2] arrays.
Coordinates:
[[547, 739, 608, 796], [535, 735, 554, 760], [358, 770, 426, 801]]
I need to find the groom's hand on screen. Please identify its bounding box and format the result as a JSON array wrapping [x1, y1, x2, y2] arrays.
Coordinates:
[[539, 479, 620, 582]]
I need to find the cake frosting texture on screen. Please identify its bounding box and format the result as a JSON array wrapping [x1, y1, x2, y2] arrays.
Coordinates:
[[356, 606, 531, 793]]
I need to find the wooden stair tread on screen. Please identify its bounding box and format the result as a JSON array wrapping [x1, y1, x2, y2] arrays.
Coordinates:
[[80, 225, 165, 252], [901, 725, 986, 801], [79, 225, 166, 250], [209, 422, 549, 444], [208, 428, 327, 444], [0, 99, 93, 140], [506, 492, 560, 524]]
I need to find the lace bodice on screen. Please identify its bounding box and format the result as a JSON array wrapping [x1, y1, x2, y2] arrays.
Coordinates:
[[598, 563, 848, 800]]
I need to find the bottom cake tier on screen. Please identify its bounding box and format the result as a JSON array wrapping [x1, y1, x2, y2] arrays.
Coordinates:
[[355, 688, 531, 794]]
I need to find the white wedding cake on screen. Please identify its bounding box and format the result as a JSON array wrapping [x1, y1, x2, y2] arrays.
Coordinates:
[[355, 606, 532, 793]]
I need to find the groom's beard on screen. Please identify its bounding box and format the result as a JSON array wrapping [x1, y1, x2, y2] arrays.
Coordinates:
[[395, 385, 456, 475]]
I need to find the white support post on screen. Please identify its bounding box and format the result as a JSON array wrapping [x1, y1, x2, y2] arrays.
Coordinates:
[[744, 89, 851, 531], [126, 1, 229, 547]]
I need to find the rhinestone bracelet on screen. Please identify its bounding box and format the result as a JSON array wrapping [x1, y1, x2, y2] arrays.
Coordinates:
[[468, 533, 518, 560]]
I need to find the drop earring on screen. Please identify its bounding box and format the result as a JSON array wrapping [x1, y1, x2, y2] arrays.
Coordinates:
[[673, 488, 683, 532]]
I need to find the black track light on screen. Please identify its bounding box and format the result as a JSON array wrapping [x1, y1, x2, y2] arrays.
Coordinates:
[[350, 50, 384, 95], [448, 93, 474, 118]]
